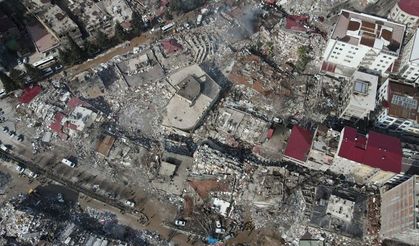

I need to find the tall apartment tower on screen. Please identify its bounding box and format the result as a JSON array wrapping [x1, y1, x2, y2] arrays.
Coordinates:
[[321, 10, 405, 78], [399, 28, 419, 84], [381, 175, 419, 245]]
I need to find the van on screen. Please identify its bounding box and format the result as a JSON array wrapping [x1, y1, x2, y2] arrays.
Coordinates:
[[61, 158, 76, 168]]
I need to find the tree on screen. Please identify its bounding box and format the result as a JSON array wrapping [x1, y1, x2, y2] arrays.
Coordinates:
[[66, 34, 84, 64], [95, 30, 110, 50], [58, 48, 71, 66], [0, 71, 20, 93], [131, 12, 145, 36], [9, 68, 25, 87], [84, 40, 99, 57], [114, 22, 127, 42], [24, 63, 42, 82]]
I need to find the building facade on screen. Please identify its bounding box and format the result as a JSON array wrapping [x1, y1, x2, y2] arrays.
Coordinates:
[[389, 0, 419, 29], [321, 10, 405, 78], [399, 28, 419, 84], [376, 79, 419, 135], [380, 175, 419, 245]]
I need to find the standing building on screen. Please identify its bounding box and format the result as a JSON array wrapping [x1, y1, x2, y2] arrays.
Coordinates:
[[389, 0, 419, 29], [376, 79, 419, 135], [380, 175, 419, 245], [338, 70, 378, 120], [321, 10, 405, 78], [399, 28, 419, 84], [330, 127, 403, 185]]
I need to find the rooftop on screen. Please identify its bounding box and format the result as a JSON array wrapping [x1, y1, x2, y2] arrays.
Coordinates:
[[338, 127, 402, 173], [348, 70, 379, 111], [384, 80, 419, 122], [176, 75, 201, 103], [161, 39, 183, 54], [284, 125, 314, 162], [26, 21, 59, 53], [285, 15, 309, 32], [331, 10, 405, 55], [19, 85, 42, 104], [398, 0, 419, 17], [95, 134, 116, 157]]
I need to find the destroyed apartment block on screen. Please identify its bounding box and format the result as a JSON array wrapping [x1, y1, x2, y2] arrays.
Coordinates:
[[309, 185, 367, 239], [215, 106, 271, 145], [162, 64, 221, 133], [95, 134, 116, 157], [116, 50, 165, 87]]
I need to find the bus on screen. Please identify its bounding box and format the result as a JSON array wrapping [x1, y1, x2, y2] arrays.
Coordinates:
[[161, 22, 175, 32], [33, 56, 56, 68]]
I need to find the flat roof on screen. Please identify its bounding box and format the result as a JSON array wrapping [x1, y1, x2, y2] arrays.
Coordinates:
[[385, 80, 419, 122], [348, 70, 378, 111], [331, 10, 405, 55], [26, 21, 59, 53]]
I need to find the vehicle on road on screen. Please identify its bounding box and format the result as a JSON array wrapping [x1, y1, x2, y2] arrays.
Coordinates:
[[16, 165, 25, 174], [61, 158, 76, 168], [124, 200, 135, 207], [175, 219, 186, 226]]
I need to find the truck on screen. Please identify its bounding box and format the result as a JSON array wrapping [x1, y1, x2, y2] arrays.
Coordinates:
[[61, 158, 76, 168]]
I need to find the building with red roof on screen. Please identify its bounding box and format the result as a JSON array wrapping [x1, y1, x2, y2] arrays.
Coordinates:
[[19, 85, 42, 104], [389, 0, 419, 28], [331, 127, 403, 185], [284, 125, 314, 164], [161, 39, 183, 55], [285, 15, 310, 32]]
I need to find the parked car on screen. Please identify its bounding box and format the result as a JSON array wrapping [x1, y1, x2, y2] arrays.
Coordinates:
[[3, 126, 9, 133], [16, 166, 25, 174], [61, 158, 76, 168], [175, 219, 186, 227], [124, 200, 135, 207]]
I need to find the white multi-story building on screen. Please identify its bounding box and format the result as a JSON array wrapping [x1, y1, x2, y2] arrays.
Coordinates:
[[338, 70, 378, 120], [321, 10, 405, 78], [376, 78, 419, 135], [389, 0, 419, 29], [399, 28, 419, 84]]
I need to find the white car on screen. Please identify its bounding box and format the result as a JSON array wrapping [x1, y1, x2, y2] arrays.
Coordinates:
[[215, 220, 222, 228], [61, 158, 76, 168], [16, 166, 25, 173], [175, 219, 186, 226], [124, 200, 135, 207], [215, 227, 225, 234]]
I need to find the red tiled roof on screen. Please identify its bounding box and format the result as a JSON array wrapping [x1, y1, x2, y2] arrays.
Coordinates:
[[67, 97, 89, 111], [284, 125, 314, 162], [161, 39, 183, 54], [285, 15, 309, 32], [398, 0, 419, 17], [19, 85, 42, 104], [338, 127, 402, 173], [49, 112, 65, 133]]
